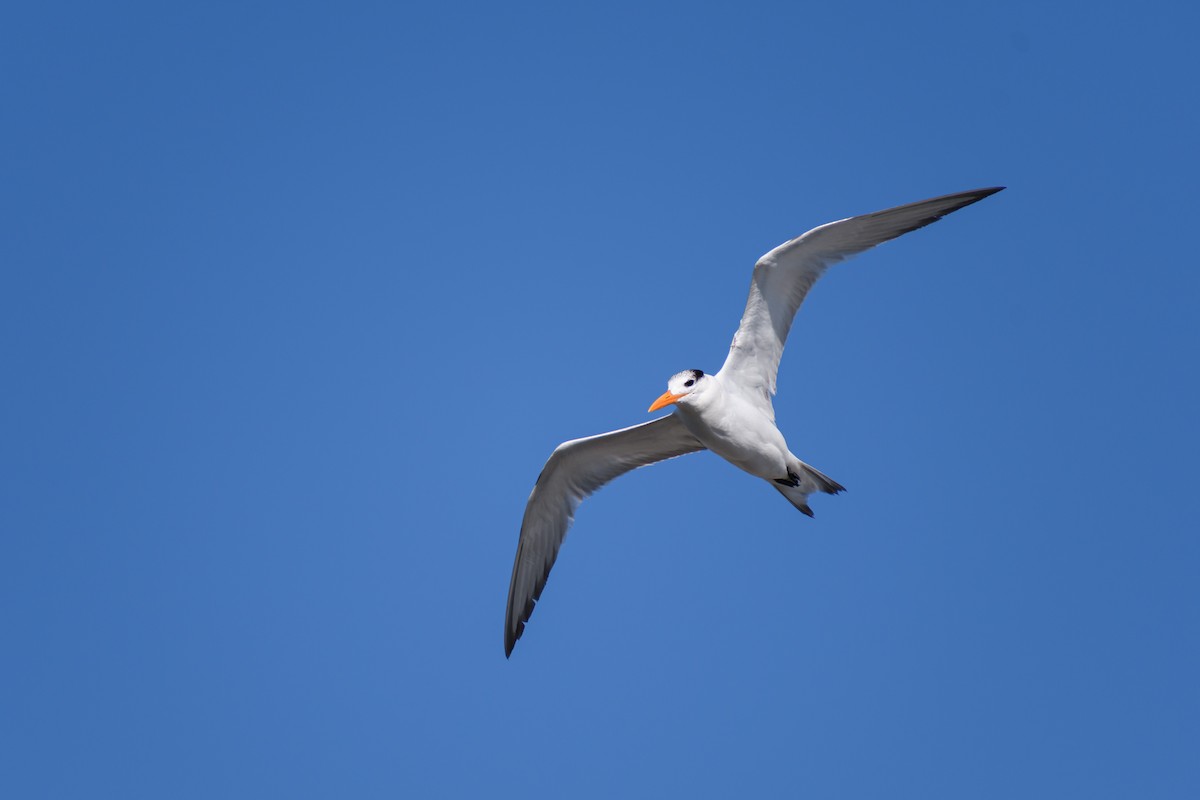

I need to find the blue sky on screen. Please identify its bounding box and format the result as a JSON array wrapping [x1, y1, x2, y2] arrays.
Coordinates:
[[3, 1, 1198, 797]]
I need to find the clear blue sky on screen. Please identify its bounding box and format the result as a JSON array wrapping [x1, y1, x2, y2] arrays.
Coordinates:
[[3, 2, 1197, 797]]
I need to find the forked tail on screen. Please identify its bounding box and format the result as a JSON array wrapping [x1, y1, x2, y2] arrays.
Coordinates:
[[771, 460, 845, 517]]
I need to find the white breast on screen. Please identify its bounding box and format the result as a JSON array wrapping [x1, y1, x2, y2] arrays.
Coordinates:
[[674, 376, 790, 480]]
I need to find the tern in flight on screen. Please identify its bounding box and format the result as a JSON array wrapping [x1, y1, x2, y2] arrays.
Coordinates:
[[504, 186, 1004, 656]]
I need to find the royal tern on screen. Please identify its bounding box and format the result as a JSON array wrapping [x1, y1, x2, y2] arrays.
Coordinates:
[[505, 187, 1004, 656]]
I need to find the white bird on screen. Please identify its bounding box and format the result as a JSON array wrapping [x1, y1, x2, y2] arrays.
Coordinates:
[[504, 187, 1004, 656]]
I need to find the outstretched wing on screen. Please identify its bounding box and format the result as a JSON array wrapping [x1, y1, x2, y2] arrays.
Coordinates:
[[505, 414, 706, 656], [718, 187, 1004, 405]]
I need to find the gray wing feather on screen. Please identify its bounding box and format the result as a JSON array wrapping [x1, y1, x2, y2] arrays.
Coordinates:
[[719, 187, 1004, 404], [504, 414, 706, 656]]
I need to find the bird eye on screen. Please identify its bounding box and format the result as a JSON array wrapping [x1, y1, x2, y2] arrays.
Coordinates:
[[684, 379, 694, 387]]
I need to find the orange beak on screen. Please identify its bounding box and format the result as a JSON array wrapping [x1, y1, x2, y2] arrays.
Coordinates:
[[648, 390, 685, 412]]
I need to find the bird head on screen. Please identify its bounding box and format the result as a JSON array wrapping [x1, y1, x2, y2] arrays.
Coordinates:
[[648, 369, 706, 412]]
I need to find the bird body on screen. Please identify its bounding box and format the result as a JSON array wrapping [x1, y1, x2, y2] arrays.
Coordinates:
[[671, 371, 789, 481], [505, 186, 1005, 656]]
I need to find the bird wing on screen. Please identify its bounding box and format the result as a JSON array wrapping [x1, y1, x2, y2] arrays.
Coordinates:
[[505, 413, 706, 656], [718, 187, 1004, 405]]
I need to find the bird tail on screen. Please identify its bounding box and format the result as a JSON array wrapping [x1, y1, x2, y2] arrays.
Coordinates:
[[796, 461, 845, 496], [772, 460, 845, 517]]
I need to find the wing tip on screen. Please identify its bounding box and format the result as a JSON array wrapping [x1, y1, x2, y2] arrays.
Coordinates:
[[504, 604, 529, 658], [926, 185, 1006, 217], [865, 185, 1006, 242], [973, 185, 1005, 197], [504, 617, 524, 658], [952, 185, 1006, 209]]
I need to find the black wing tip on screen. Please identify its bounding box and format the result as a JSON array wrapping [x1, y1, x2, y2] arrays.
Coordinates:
[[960, 185, 1005, 204], [871, 185, 1006, 240], [504, 620, 523, 658], [930, 185, 1006, 216], [504, 590, 540, 657]]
